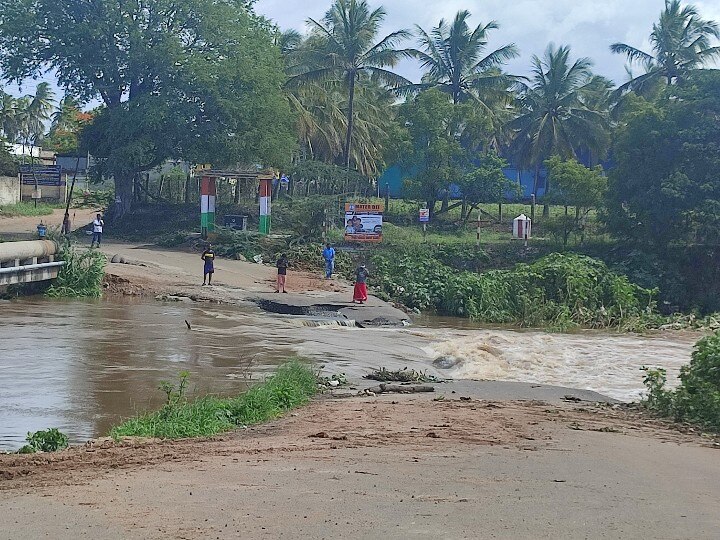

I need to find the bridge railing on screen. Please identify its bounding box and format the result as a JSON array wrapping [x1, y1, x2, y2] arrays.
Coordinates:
[[0, 240, 64, 285]]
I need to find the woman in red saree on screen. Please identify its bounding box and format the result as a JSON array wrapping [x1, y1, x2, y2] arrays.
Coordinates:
[[353, 265, 369, 304]]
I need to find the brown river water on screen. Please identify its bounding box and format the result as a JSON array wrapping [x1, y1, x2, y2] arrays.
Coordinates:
[[0, 298, 699, 450]]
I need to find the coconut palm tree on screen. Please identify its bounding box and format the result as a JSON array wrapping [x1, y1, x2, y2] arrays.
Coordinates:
[[17, 82, 55, 148], [611, 0, 720, 93], [508, 45, 610, 207], [287, 74, 396, 178], [0, 91, 20, 142], [408, 10, 519, 106], [288, 0, 411, 170]]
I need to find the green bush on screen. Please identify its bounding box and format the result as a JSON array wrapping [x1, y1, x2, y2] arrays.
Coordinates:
[[371, 252, 655, 330], [110, 361, 318, 439], [46, 244, 106, 298], [18, 428, 69, 453], [643, 332, 720, 431]]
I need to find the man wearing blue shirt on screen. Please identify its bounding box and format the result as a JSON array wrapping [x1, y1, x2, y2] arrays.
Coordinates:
[[322, 243, 336, 279]]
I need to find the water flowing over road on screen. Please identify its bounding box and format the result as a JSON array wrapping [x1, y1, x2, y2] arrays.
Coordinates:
[[0, 298, 698, 450]]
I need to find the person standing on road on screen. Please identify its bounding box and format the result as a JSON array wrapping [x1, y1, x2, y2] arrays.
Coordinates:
[[61, 212, 72, 236], [90, 213, 104, 248], [201, 244, 215, 286], [353, 264, 369, 304], [322, 243, 336, 279], [276, 253, 289, 293]]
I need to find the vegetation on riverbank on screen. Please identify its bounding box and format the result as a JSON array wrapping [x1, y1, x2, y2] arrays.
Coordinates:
[[110, 361, 318, 440], [370, 251, 656, 331], [46, 244, 106, 298], [17, 428, 69, 454], [643, 332, 720, 432]]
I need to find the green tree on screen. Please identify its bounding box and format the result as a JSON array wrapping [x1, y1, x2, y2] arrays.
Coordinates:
[[398, 89, 496, 216], [605, 71, 720, 248], [0, 0, 294, 216], [611, 0, 720, 94], [408, 11, 519, 151], [457, 152, 520, 222], [287, 74, 397, 178], [545, 156, 606, 247], [409, 10, 518, 106], [45, 96, 94, 153], [0, 138, 18, 176], [509, 45, 610, 210], [0, 92, 21, 143], [289, 0, 410, 170]]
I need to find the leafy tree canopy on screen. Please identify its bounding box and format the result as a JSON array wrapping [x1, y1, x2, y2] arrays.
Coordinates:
[[397, 89, 501, 215], [545, 156, 606, 209], [457, 153, 520, 218], [0, 0, 294, 214], [606, 71, 720, 248]]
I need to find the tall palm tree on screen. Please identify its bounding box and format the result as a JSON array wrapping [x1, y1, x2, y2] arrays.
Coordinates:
[[509, 45, 610, 204], [611, 0, 720, 93], [409, 10, 519, 106], [288, 0, 411, 170], [287, 75, 396, 178], [0, 91, 20, 142], [18, 82, 55, 148]]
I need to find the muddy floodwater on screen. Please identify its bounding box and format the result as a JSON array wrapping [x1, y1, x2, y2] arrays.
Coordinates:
[[0, 298, 699, 450]]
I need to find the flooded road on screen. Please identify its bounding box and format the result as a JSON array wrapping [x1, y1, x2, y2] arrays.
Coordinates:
[[0, 298, 700, 450]]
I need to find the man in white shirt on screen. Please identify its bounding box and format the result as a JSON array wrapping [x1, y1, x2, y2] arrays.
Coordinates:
[[91, 213, 104, 248]]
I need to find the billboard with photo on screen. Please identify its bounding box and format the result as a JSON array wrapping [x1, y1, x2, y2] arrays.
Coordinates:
[[344, 202, 384, 243]]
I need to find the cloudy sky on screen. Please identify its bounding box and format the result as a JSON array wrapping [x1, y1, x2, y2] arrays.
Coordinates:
[[256, 0, 720, 84], [7, 0, 719, 98]]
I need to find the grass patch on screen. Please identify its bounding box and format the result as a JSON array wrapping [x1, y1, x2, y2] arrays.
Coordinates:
[[0, 201, 62, 217], [46, 244, 107, 298], [110, 361, 318, 440]]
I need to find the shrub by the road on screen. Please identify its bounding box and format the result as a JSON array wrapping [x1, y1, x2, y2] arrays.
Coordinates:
[[46, 244, 106, 298], [643, 332, 720, 432], [371, 252, 655, 330], [17, 428, 69, 453], [110, 361, 318, 439]]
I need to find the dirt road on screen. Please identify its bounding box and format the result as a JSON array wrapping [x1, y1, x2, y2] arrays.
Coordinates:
[[1, 388, 718, 539], [0, 207, 97, 238]]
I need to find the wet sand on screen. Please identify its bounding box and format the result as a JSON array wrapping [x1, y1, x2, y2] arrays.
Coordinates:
[[1, 387, 719, 539]]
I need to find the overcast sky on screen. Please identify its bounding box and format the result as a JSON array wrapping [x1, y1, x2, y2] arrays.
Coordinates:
[[256, 0, 720, 84]]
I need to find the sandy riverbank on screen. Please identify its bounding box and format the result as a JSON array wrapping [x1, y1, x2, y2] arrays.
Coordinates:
[[1, 383, 719, 539]]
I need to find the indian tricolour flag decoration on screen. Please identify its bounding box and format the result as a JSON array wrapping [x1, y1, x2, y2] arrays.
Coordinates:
[[200, 176, 216, 238], [259, 177, 272, 235]]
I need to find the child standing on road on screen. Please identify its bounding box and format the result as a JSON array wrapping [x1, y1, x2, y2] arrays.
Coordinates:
[[276, 253, 289, 293], [201, 244, 215, 286]]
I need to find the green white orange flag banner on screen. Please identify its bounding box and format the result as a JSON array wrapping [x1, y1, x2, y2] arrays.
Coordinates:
[[200, 176, 216, 237], [259, 178, 271, 234]]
